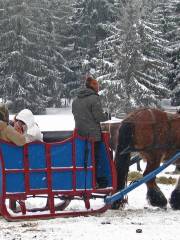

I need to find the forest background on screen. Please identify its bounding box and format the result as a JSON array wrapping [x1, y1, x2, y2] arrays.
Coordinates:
[[0, 0, 179, 116]]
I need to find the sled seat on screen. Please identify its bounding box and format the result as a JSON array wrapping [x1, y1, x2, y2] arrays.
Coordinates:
[[42, 131, 73, 143], [0, 132, 116, 221]]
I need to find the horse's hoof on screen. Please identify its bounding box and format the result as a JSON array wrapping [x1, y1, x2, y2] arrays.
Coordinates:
[[111, 201, 121, 210], [111, 198, 127, 210], [170, 189, 180, 210], [147, 188, 167, 208]]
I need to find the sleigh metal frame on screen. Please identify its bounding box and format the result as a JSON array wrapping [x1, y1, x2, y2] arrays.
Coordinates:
[[0, 131, 117, 221]]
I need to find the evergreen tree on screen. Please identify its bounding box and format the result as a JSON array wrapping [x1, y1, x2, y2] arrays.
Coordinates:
[[48, 0, 76, 104], [68, 0, 116, 81], [0, 0, 177, 114], [0, 0, 70, 113], [163, 0, 180, 105], [97, 0, 169, 116]]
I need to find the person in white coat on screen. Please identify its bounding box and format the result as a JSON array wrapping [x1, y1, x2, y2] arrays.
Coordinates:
[[14, 109, 43, 143]]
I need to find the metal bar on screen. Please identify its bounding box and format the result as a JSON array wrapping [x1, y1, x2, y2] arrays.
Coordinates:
[[105, 151, 180, 205]]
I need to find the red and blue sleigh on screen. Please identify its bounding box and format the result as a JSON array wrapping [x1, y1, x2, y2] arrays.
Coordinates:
[[0, 131, 116, 221]]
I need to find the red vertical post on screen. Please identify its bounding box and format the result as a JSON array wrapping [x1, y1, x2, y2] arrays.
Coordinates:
[[46, 144, 55, 214], [91, 141, 96, 189], [72, 131, 77, 192], [24, 144, 30, 194]]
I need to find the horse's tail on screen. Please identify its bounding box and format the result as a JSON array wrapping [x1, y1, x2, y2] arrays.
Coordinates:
[[115, 121, 134, 191]]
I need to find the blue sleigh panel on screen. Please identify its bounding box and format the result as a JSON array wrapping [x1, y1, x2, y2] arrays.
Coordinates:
[[96, 142, 112, 187], [51, 141, 73, 190], [75, 138, 93, 189], [0, 142, 25, 193], [51, 139, 93, 190], [51, 141, 72, 168], [52, 171, 73, 190], [28, 143, 47, 190], [28, 143, 46, 169], [0, 140, 94, 194], [28, 141, 74, 191], [0, 135, 112, 195], [0, 159, 2, 194], [75, 138, 92, 167], [0, 143, 24, 169]]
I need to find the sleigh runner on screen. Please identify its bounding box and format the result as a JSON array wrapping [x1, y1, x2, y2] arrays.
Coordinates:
[[0, 131, 117, 221]]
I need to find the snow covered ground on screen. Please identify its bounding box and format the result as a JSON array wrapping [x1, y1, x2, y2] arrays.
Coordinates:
[[2, 108, 179, 240], [0, 181, 179, 240]]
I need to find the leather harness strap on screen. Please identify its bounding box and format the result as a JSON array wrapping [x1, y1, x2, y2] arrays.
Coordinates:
[[147, 108, 157, 148], [166, 114, 175, 148]]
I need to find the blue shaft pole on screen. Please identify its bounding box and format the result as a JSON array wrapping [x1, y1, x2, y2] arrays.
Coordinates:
[[105, 151, 180, 205]]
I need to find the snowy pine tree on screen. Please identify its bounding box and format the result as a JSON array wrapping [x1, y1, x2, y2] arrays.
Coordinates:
[[163, 0, 180, 106], [97, 0, 169, 116], [0, 0, 178, 114], [0, 0, 70, 113], [68, 0, 116, 82], [48, 0, 76, 104]]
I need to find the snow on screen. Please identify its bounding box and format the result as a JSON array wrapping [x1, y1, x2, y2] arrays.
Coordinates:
[[35, 108, 75, 131], [3, 108, 180, 240], [0, 183, 179, 240]]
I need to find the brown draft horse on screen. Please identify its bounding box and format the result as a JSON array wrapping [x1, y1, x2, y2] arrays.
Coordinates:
[[102, 108, 180, 209]]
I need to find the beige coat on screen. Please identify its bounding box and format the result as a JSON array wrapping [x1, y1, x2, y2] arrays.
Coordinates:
[[0, 121, 26, 146]]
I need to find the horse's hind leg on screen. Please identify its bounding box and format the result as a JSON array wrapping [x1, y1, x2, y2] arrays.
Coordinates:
[[170, 177, 180, 210], [142, 152, 167, 208]]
